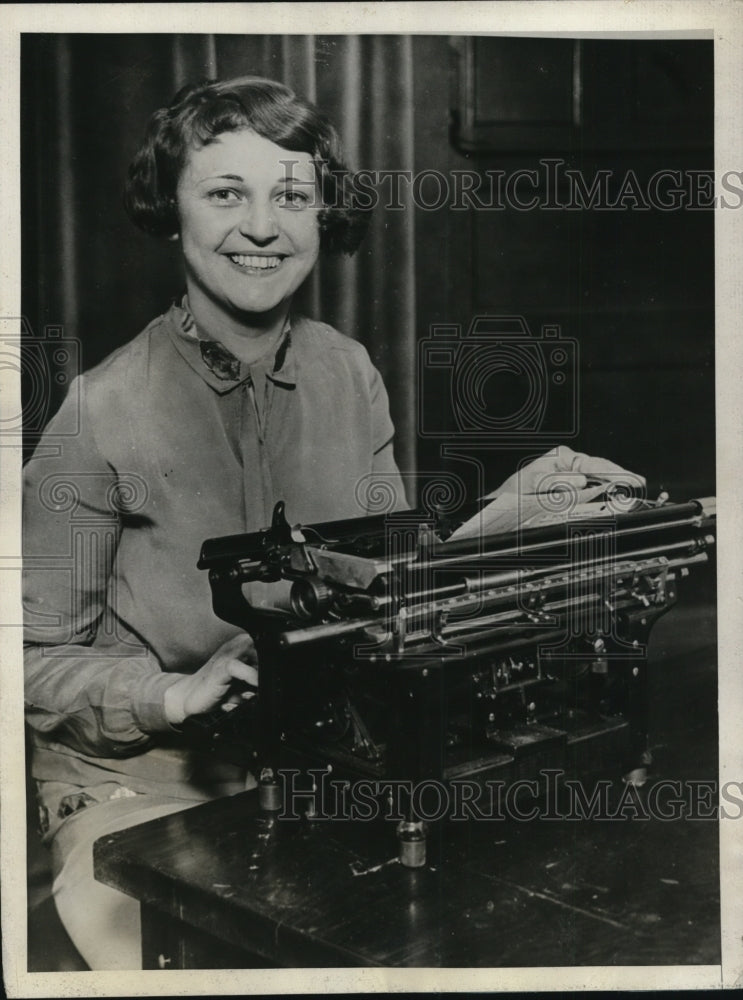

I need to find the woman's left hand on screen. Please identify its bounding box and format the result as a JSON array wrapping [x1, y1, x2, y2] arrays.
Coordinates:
[[486, 445, 645, 498]]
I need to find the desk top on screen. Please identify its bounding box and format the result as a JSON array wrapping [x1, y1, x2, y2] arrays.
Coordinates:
[[94, 598, 719, 968]]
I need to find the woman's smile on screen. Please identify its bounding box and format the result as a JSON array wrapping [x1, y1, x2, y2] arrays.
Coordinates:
[[176, 129, 321, 327], [225, 252, 287, 271]]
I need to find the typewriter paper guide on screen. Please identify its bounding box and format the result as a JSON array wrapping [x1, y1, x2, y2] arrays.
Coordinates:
[[447, 482, 612, 541]]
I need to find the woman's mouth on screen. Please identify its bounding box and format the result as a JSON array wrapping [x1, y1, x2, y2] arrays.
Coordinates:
[[227, 253, 285, 271]]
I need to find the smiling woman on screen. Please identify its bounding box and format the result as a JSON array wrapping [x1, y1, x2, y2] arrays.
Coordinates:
[[22, 72, 640, 971], [22, 75, 406, 970]]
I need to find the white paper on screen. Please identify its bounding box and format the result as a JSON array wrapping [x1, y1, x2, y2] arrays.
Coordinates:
[[447, 483, 611, 541]]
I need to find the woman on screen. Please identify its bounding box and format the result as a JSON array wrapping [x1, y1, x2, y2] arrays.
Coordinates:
[[23, 75, 636, 969]]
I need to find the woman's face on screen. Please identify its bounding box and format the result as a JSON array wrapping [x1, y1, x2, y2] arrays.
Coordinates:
[[176, 129, 321, 322]]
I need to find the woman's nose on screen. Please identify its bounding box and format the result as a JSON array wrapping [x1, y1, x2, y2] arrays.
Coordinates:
[[237, 199, 279, 244]]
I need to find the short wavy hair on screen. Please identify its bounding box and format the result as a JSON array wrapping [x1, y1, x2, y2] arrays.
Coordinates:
[[124, 76, 370, 255]]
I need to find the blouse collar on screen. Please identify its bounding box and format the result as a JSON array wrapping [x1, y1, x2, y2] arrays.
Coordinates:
[[167, 296, 296, 394]]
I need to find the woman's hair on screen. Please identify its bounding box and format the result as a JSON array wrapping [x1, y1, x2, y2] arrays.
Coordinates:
[[124, 76, 370, 255]]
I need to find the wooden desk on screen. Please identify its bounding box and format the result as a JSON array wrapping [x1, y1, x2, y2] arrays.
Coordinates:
[[94, 598, 720, 969]]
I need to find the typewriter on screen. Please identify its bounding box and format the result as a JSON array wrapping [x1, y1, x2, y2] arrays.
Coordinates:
[[193, 489, 716, 866]]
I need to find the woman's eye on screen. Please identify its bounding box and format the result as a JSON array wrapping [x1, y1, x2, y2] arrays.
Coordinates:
[[209, 189, 241, 203], [277, 190, 310, 209]]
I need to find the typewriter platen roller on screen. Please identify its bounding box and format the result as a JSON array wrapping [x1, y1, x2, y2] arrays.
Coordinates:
[[195, 492, 716, 865]]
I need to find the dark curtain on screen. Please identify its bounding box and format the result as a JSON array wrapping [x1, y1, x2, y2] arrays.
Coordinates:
[[21, 34, 417, 480]]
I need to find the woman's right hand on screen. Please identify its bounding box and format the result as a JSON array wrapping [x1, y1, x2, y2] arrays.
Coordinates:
[[163, 633, 258, 726]]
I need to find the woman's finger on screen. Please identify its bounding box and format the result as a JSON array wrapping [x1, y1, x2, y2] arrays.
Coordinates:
[[225, 659, 258, 688], [216, 632, 258, 663]]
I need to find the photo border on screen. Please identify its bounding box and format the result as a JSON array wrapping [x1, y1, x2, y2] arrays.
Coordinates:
[[1, 2, 740, 995]]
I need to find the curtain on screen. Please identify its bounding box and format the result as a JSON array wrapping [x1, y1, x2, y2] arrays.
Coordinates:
[[21, 34, 417, 481]]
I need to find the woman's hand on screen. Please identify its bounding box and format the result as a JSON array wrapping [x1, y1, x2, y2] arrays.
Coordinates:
[[486, 445, 646, 498], [163, 633, 258, 726]]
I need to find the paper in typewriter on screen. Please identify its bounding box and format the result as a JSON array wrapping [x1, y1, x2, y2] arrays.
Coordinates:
[[447, 482, 611, 541]]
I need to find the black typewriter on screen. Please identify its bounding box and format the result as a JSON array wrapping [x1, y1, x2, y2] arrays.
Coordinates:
[[189, 489, 716, 865]]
